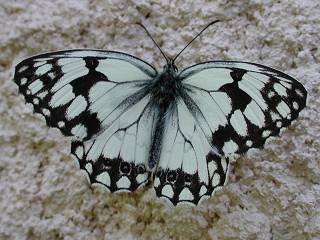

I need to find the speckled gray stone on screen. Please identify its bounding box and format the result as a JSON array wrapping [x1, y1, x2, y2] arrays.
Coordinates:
[[0, 0, 319, 239]]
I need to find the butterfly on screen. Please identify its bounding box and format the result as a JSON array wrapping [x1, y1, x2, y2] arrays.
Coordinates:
[[13, 21, 307, 206]]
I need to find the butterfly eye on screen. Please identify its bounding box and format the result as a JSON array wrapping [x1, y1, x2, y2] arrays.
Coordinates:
[[120, 162, 131, 174], [166, 170, 177, 182]]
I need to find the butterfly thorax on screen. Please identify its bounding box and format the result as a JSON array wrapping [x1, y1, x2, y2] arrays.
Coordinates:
[[150, 63, 181, 109]]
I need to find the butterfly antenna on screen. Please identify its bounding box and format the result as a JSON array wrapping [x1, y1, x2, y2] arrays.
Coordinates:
[[173, 20, 220, 63], [136, 22, 169, 64]]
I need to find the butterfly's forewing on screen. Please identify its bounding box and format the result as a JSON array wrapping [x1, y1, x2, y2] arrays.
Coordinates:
[[154, 100, 229, 205], [14, 50, 157, 140], [179, 61, 307, 156], [14, 49, 158, 191]]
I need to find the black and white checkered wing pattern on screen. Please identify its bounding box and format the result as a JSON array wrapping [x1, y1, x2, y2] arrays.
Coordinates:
[[180, 61, 307, 156], [154, 100, 229, 205], [14, 49, 157, 141]]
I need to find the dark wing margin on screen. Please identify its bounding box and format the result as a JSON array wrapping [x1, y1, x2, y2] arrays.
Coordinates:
[[179, 61, 307, 156], [14, 49, 157, 141]]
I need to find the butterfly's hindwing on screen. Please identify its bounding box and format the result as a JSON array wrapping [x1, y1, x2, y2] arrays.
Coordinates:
[[14, 50, 157, 140], [71, 96, 158, 192], [180, 61, 307, 156], [154, 100, 229, 205]]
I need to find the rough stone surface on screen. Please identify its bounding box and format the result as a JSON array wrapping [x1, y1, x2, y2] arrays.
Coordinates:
[[0, 0, 319, 239]]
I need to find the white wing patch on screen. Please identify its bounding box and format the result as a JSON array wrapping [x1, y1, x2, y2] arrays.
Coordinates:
[[230, 110, 247, 136], [28, 79, 43, 94], [71, 124, 88, 139], [35, 63, 52, 75], [88, 81, 116, 102], [50, 84, 75, 108], [184, 68, 233, 90], [90, 83, 144, 123], [96, 59, 152, 82], [66, 95, 88, 120], [243, 101, 265, 128]]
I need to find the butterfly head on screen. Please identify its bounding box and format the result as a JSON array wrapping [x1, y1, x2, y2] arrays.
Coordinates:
[[163, 58, 178, 73]]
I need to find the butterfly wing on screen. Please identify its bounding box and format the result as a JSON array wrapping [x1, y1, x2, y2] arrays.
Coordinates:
[[179, 61, 307, 156], [14, 49, 157, 141], [14, 49, 158, 192], [154, 100, 230, 205], [71, 96, 158, 192]]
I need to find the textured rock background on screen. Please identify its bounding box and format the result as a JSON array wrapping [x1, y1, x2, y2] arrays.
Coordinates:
[[0, 0, 319, 239]]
